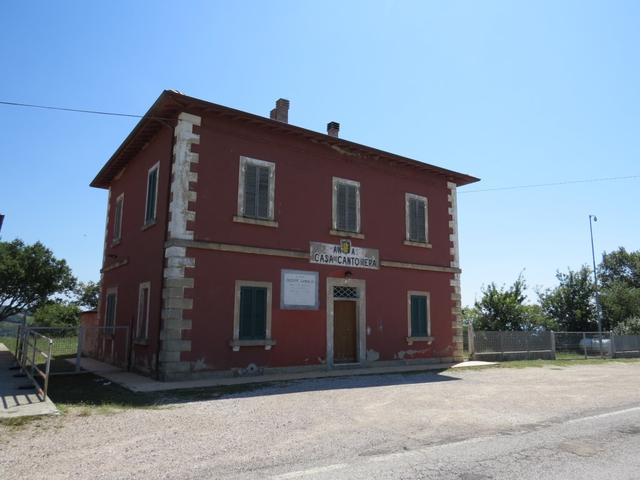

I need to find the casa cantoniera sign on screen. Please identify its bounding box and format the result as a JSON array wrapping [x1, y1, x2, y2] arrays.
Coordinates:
[[309, 240, 380, 270]]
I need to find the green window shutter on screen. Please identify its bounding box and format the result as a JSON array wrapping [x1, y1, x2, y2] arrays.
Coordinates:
[[244, 164, 258, 218], [409, 198, 426, 243], [336, 183, 347, 230], [256, 166, 270, 219], [409, 198, 417, 241], [137, 287, 149, 339], [145, 168, 158, 222], [346, 184, 357, 232], [239, 287, 267, 340], [415, 200, 426, 243], [114, 198, 123, 240], [252, 287, 267, 338], [106, 293, 117, 329], [411, 295, 428, 337], [336, 183, 357, 232]]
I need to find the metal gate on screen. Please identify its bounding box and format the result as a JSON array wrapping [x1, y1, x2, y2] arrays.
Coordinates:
[[14, 327, 53, 399], [18, 325, 129, 374]]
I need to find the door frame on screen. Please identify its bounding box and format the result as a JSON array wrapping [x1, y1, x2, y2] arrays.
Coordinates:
[[326, 277, 366, 368]]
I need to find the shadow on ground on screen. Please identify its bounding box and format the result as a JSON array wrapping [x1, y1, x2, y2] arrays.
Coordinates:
[[46, 369, 460, 409]]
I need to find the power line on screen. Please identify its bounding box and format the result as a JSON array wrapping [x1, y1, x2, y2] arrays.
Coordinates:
[[0, 100, 174, 122], [2, 100, 638, 195], [460, 174, 640, 194]]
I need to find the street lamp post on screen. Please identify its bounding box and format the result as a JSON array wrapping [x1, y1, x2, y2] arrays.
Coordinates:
[[589, 214, 604, 356]]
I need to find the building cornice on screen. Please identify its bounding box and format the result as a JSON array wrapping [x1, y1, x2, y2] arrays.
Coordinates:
[[165, 238, 461, 274]]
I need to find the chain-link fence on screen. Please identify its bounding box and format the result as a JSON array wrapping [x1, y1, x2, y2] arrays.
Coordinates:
[[470, 329, 554, 361], [78, 325, 130, 369], [614, 335, 640, 357], [469, 326, 640, 361], [7, 325, 130, 374], [554, 332, 611, 359], [0, 322, 20, 353], [27, 326, 83, 374]]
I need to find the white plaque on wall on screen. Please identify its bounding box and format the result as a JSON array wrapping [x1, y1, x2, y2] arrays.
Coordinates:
[[281, 270, 319, 310]]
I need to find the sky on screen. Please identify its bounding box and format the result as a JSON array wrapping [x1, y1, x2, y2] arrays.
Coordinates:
[[0, 1, 638, 306]]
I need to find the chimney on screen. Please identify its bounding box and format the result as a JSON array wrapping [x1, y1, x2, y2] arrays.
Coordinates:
[[269, 98, 290, 123], [327, 121, 340, 138]]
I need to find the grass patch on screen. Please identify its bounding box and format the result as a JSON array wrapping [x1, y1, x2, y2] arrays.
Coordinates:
[[30, 335, 78, 359], [453, 357, 640, 370], [0, 415, 44, 430], [46, 373, 276, 416], [0, 334, 78, 356], [555, 352, 611, 360], [48, 374, 160, 413], [499, 358, 640, 368], [0, 336, 17, 353]]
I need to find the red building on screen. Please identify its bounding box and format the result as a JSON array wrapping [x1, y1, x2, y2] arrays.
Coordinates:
[[91, 91, 479, 380]]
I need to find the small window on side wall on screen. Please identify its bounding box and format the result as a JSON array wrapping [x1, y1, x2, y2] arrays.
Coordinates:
[[405, 193, 428, 245], [113, 193, 124, 243], [144, 163, 159, 225], [136, 282, 150, 340], [333, 177, 361, 233], [238, 156, 275, 221], [105, 289, 117, 333], [408, 291, 430, 339]]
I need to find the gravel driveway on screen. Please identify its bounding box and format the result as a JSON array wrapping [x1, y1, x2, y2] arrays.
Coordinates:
[[2, 363, 640, 479]]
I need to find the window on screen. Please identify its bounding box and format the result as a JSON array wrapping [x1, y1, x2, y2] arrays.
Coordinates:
[[136, 282, 150, 340], [112, 193, 124, 243], [408, 291, 430, 339], [332, 177, 361, 233], [333, 286, 359, 299], [144, 163, 159, 224], [231, 281, 274, 350], [405, 193, 428, 245], [105, 289, 117, 332], [239, 286, 267, 339], [237, 156, 276, 221]]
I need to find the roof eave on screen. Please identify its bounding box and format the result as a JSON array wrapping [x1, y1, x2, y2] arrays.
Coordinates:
[[90, 90, 480, 189], [90, 91, 178, 189]]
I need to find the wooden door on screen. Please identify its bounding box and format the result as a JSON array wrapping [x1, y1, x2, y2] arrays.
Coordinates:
[[334, 300, 357, 363]]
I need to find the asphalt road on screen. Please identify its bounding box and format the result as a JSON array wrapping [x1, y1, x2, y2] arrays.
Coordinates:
[[2, 362, 640, 479], [265, 404, 640, 479]]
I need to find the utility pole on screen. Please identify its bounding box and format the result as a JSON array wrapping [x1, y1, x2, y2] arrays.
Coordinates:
[[589, 214, 604, 356]]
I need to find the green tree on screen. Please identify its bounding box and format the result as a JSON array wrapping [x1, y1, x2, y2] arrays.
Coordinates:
[[598, 248, 640, 329], [598, 247, 640, 289], [599, 281, 640, 330], [521, 304, 558, 331], [32, 301, 81, 328], [461, 306, 479, 326], [0, 239, 76, 322], [472, 275, 529, 331], [613, 317, 640, 335], [74, 280, 100, 310], [539, 266, 596, 332]]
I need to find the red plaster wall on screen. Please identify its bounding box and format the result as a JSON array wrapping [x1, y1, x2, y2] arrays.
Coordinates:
[[186, 249, 454, 371], [99, 126, 173, 373], [193, 116, 452, 266], [180, 114, 457, 371], [98, 110, 459, 376]]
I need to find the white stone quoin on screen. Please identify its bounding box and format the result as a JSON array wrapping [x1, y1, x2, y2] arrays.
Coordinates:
[[159, 112, 201, 379], [447, 181, 463, 360]]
